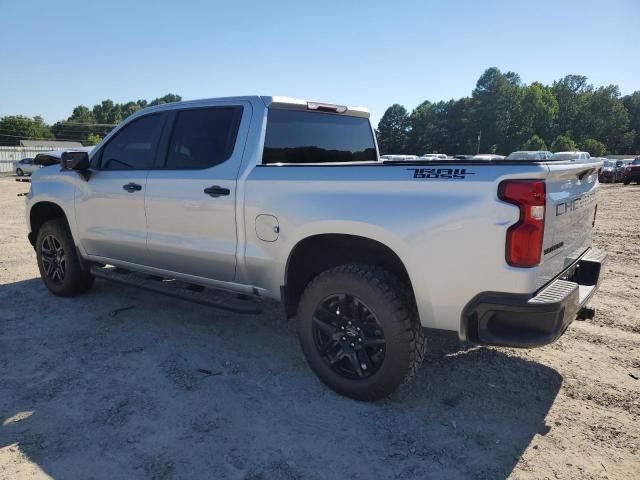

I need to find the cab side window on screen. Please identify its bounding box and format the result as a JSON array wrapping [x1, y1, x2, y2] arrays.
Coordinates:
[[99, 114, 165, 170], [164, 107, 242, 169]]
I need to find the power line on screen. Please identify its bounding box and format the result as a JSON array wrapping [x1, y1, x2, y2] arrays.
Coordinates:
[[0, 130, 109, 138], [57, 121, 118, 127], [0, 127, 107, 136], [0, 132, 91, 142]]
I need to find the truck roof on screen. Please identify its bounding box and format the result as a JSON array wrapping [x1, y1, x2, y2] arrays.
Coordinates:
[[139, 96, 370, 118]]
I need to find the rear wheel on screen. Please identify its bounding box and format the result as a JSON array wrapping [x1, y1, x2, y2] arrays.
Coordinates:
[[16, 168, 23, 176], [624, 178, 631, 185], [36, 219, 94, 296], [297, 264, 425, 401]]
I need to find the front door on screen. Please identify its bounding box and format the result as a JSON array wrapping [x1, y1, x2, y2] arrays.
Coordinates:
[[144, 103, 250, 282], [75, 112, 167, 264]]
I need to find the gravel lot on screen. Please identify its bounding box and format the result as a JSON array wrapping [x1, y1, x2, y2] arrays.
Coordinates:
[[0, 177, 638, 479]]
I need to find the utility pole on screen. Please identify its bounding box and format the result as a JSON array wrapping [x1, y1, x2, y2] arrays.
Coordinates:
[[476, 129, 481, 154]]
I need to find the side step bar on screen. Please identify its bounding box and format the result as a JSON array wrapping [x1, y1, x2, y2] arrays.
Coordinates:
[[90, 266, 263, 315]]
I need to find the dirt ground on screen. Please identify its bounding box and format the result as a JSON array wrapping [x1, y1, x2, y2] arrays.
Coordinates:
[[0, 176, 638, 480]]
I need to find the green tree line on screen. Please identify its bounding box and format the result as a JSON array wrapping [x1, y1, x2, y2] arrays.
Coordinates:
[[0, 94, 181, 146], [377, 67, 640, 157]]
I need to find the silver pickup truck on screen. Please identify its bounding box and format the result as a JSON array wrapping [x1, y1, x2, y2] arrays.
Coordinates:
[[25, 96, 606, 400]]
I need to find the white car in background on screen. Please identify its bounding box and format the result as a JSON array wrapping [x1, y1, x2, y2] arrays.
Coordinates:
[[420, 153, 448, 160], [379, 154, 419, 161], [473, 154, 506, 161], [550, 151, 591, 161], [14, 158, 40, 176], [507, 151, 553, 161]]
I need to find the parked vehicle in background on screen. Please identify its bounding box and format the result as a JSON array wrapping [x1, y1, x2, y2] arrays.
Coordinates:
[[453, 154, 475, 160], [506, 151, 553, 161], [598, 159, 615, 183], [421, 153, 448, 160], [25, 95, 606, 401], [598, 159, 623, 183], [473, 154, 506, 161], [550, 151, 591, 161], [623, 157, 640, 185], [616, 159, 634, 182], [379, 154, 419, 161], [33, 147, 94, 167], [14, 158, 39, 176]]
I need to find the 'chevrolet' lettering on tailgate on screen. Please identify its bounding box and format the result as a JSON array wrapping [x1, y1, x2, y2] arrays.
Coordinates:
[[556, 190, 596, 216]]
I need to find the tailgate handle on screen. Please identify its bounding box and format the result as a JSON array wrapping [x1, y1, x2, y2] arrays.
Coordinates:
[[577, 168, 596, 180]]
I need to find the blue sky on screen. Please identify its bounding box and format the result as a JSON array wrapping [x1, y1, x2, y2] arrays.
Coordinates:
[[1, 0, 638, 127]]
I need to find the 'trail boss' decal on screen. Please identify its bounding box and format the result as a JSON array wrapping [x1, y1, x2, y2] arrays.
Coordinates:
[[409, 168, 475, 180]]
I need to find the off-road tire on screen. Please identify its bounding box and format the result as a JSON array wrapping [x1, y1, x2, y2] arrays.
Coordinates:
[[297, 264, 426, 401], [623, 178, 631, 185], [36, 219, 94, 296]]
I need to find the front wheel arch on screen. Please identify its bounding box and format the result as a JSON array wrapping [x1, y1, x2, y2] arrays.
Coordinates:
[[29, 202, 69, 247]]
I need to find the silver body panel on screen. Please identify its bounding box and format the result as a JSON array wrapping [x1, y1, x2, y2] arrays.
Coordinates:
[[25, 95, 601, 337]]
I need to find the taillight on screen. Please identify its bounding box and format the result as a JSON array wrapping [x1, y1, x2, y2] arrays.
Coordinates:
[[498, 180, 546, 268]]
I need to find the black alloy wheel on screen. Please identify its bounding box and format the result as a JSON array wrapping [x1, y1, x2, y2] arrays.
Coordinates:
[[41, 234, 66, 283], [36, 219, 94, 296], [312, 293, 386, 379]]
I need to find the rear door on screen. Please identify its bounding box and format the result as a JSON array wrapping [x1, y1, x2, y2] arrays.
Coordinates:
[[75, 112, 167, 264], [537, 159, 601, 286], [144, 102, 250, 282]]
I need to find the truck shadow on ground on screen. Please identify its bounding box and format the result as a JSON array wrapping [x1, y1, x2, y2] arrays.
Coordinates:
[[0, 278, 562, 479]]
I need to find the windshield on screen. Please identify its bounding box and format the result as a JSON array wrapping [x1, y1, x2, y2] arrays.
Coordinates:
[[603, 160, 614, 167], [633, 159, 640, 165]]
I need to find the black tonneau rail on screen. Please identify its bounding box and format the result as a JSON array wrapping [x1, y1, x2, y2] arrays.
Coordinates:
[[255, 159, 597, 167], [383, 160, 554, 166]]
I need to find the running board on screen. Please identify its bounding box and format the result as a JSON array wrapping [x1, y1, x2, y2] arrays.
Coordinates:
[[90, 266, 263, 315]]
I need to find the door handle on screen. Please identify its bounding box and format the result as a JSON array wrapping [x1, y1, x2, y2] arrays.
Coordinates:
[[123, 182, 142, 192], [204, 185, 230, 197]]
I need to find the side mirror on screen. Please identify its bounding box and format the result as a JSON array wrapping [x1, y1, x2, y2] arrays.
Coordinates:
[[61, 151, 90, 170], [61, 151, 91, 180]]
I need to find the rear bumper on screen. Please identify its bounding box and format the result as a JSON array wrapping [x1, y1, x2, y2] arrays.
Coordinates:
[[461, 247, 607, 348]]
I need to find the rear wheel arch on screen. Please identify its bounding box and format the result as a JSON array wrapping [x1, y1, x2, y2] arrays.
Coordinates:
[[283, 233, 415, 318]]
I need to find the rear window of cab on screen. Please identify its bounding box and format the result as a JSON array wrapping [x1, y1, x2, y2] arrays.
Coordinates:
[[262, 109, 377, 164]]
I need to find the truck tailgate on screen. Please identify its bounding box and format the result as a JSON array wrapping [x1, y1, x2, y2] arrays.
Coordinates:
[[537, 160, 601, 288]]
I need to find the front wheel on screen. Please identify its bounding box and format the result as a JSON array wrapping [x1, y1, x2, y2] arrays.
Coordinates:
[[297, 264, 425, 401], [16, 168, 23, 176], [36, 219, 94, 296]]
